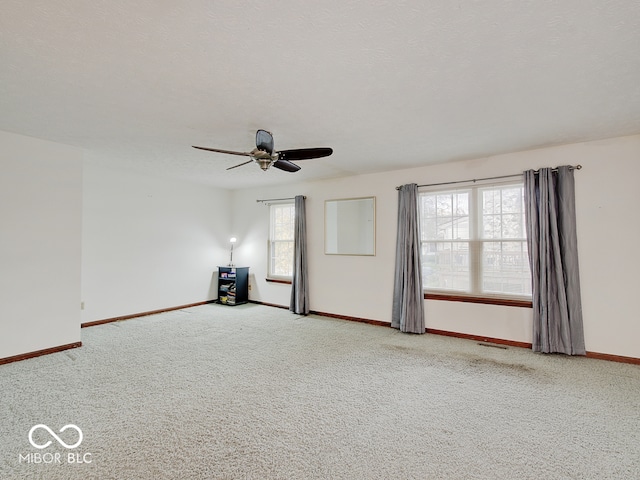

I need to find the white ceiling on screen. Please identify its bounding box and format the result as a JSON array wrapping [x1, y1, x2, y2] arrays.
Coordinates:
[[1, 0, 640, 189]]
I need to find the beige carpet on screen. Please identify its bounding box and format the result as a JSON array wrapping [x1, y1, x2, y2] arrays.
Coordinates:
[[1, 303, 638, 479]]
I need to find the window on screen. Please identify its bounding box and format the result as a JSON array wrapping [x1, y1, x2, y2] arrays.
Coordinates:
[[419, 182, 531, 301], [268, 202, 295, 278]]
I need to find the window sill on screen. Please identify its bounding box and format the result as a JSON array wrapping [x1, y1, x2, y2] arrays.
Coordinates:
[[424, 293, 532, 308], [266, 278, 292, 285]]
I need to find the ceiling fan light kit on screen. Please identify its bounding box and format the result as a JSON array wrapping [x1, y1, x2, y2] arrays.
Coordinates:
[[193, 130, 333, 173]]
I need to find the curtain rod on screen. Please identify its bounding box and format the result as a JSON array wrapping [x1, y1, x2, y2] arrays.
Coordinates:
[[395, 164, 582, 190], [256, 196, 306, 203]]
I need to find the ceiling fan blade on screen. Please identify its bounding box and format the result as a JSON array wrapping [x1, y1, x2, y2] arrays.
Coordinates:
[[256, 130, 274, 154], [278, 147, 333, 161], [226, 159, 254, 170], [272, 159, 301, 173], [192, 146, 252, 157]]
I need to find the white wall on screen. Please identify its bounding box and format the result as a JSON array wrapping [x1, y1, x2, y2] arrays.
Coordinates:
[[232, 134, 640, 358], [81, 162, 231, 323], [0, 131, 83, 359], [3, 131, 636, 360]]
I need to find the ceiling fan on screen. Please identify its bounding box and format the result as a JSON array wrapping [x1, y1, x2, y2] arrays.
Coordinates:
[[192, 130, 333, 172]]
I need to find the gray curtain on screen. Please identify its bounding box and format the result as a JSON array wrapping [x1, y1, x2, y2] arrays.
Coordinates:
[[524, 166, 585, 355], [392, 184, 425, 334], [290, 195, 309, 315]]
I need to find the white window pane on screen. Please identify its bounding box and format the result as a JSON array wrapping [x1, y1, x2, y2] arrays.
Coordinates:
[[481, 185, 525, 240], [422, 242, 470, 292], [483, 214, 501, 239], [423, 215, 438, 240], [271, 241, 294, 276], [422, 196, 436, 216], [501, 187, 523, 213], [454, 193, 469, 215], [482, 241, 531, 295], [436, 218, 453, 240], [421, 184, 530, 299], [436, 194, 452, 216], [483, 189, 499, 215], [501, 213, 523, 239], [421, 191, 469, 240], [269, 203, 295, 277], [452, 216, 470, 240]]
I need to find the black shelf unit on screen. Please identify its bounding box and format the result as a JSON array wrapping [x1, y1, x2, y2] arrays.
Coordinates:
[[217, 267, 249, 306]]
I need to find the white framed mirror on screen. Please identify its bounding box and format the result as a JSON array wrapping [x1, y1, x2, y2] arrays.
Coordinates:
[[325, 197, 375, 255]]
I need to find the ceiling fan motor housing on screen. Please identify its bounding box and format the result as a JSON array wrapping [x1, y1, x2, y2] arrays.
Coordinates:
[[257, 158, 273, 171]]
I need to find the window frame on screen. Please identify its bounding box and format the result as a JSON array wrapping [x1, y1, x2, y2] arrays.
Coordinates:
[[419, 180, 533, 307], [267, 201, 295, 281]]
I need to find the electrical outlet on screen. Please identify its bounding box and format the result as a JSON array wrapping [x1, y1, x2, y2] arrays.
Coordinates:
[[81, 302, 85, 310]]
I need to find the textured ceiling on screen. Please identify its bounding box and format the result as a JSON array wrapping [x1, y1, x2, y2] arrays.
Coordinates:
[[1, 0, 640, 189]]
